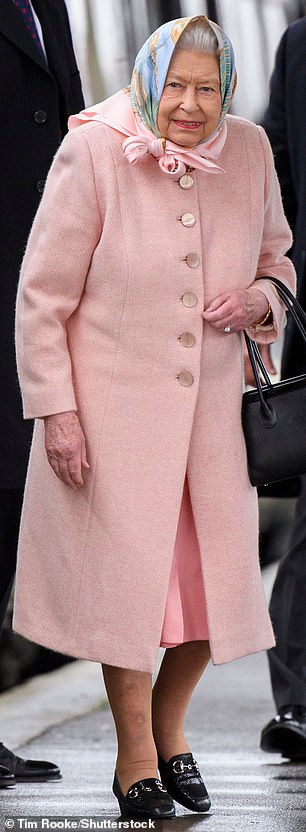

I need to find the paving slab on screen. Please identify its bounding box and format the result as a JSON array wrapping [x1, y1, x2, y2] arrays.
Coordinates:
[[0, 660, 105, 750]]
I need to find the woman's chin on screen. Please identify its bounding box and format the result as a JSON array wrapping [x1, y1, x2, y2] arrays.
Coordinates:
[[165, 124, 207, 146], [168, 130, 203, 147]]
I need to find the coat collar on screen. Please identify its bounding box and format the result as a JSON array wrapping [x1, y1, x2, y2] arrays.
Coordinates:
[[0, 0, 50, 74]]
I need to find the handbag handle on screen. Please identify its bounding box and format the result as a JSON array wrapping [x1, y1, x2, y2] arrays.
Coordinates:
[[255, 276, 306, 340], [244, 276, 306, 426]]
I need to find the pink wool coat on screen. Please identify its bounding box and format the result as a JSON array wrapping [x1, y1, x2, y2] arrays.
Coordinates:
[[13, 112, 295, 672]]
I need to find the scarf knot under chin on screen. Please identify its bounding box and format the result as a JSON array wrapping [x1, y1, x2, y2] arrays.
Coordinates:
[[122, 135, 186, 177], [122, 121, 227, 180]]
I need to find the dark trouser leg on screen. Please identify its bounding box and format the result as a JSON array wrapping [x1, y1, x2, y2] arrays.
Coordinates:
[[0, 489, 24, 634], [268, 474, 306, 709]]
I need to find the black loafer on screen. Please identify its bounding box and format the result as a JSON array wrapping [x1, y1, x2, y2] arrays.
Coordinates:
[[260, 705, 306, 760], [0, 764, 16, 788], [158, 752, 211, 813], [112, 772, 175, 818], [0, 744, 61, 782]]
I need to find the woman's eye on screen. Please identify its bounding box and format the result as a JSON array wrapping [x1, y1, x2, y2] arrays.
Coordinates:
[[168, 82, 181, 89]]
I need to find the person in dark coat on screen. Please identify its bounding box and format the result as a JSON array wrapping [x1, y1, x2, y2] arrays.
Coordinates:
[[0, 0, 84, 788], [259, 18, 306, 760]]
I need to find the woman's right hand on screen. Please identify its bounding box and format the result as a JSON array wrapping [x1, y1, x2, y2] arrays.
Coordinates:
[[44, 411, 90, 489]]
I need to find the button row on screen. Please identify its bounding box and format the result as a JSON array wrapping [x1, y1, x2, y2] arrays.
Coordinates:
[[178, 177, 196, 387]]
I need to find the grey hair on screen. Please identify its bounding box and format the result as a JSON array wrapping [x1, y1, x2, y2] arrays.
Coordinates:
[[175, 17, 218, 56]]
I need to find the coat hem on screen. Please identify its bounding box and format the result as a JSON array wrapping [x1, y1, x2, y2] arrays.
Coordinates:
[[12, 622, 158, 674], [210, 634, 276, 665], [13, 620, 275, 673]]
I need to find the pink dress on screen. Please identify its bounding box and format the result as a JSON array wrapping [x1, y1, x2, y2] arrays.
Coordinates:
[[160, 474, 209, 647]]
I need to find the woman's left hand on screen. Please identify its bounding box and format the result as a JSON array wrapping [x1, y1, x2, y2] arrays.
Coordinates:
[[202, 288, 269, 332]]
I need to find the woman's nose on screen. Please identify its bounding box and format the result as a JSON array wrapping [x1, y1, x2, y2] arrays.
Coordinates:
[[180, 87, 199, 112]]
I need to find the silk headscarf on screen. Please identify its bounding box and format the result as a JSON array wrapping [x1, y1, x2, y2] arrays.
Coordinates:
[[69, 16, 237, 179]]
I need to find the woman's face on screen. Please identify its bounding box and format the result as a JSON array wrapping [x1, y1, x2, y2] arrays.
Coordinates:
[[157, 49, 222, 147]]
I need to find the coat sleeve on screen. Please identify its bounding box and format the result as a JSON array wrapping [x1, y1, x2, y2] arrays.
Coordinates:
[[262, 27, 297, 234], [244, 124, 296, 344], [15, 125, 103, 419]]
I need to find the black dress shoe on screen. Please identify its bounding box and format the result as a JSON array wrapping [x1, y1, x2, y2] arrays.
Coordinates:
[[260, 705, 306, 760], [158, 752, 211, 813], [112, 772, 175, 818], [0, 765, 16, 788], [0, 744, 61, 782]]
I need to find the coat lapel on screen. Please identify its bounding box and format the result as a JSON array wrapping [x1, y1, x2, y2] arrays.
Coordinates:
[[0, 0, 50, 73], [32, 0, 71, 99]]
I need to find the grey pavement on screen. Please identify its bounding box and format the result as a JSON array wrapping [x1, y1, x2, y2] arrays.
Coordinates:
[[0, 563, 305, 832]]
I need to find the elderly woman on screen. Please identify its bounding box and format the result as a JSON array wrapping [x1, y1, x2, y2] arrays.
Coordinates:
[[14, 15, 295, 819]]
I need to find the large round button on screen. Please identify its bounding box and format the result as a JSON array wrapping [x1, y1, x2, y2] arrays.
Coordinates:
[[181, 213, 196, 227], [179, 332, 196, 348], [179, 174, 194, 190], [177, 371, 194, 387], [34, 110, 47, 124], [186, 253, 200, 268], [36, 180, 46, 194], [181, 292, 198, 308]]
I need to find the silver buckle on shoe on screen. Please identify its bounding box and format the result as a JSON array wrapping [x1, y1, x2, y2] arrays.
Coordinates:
[[173, 760, 185, 774], [128, 780, 166, 799], [128, 784, 153, 800], [173, 758, 199, 774], [128, 786, 140, 799]]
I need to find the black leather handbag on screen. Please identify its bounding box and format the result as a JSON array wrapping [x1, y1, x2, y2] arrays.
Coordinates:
[[241, 276, 306, 488]]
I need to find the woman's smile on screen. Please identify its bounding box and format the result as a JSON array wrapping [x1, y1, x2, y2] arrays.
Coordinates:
[[173, 119, 204, 129]]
